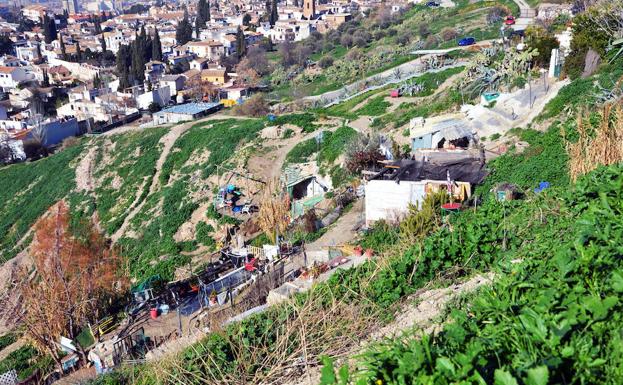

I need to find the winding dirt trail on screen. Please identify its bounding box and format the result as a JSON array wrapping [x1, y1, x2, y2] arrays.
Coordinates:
[[111, 122, 193, 243], [75, 145, 97, 192]]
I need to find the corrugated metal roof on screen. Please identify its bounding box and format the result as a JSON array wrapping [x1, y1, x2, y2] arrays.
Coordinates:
[[160, 102, 221, 115], [411, 118, 472, 140]]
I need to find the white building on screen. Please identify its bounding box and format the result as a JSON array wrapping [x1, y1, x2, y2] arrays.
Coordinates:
[[0, 67, 29, 91], [136, 86, 171, 110], [21, 5, 47, 23], [159, 75, 186, 96]]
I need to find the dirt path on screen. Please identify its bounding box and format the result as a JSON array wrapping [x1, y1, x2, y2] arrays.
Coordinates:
[[111, 122, 193, 243], [75, 145, 96, 192], [248, 122, 343, 183], [307, 200, 364, 253], [0, 339, 25, 361], [286, 273, 493, 385]]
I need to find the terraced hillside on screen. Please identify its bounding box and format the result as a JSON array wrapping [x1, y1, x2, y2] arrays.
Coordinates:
[[0, 115, 347, 283]]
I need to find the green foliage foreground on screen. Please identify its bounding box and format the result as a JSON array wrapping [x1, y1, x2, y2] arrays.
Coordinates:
[[321, 164, 623, 384], [96, 157, 623, 384]]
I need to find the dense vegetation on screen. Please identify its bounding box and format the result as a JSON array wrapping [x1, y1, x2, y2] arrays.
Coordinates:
[[0, 345, 53, 380], [0, 143, 83, 262], [118, 119, 265, 281], [322, 163, 623, 385], [269, 0, 510, 99], [93, 128, 168, 235], [322, 66, 465, 120]]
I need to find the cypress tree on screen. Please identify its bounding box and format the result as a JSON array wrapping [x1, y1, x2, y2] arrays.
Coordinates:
[[60, 35, 67, 60], [75, 41, 82, 62], [152, 27, 162, 62], [195, 18, 201, 39], [116, 44, 131, 89], [131, 33, 145, 83], [42, 69, 50, 87], [94, 17, 102, 35], [100, 36, 107, 52], [197, 0, 208, 27], [206, 0, 211, 22], [236, 26, 246, 59], [176, 8, 193, 45], [43, 14, 57, 44], [270, 0, 278, 26], [36, 41, 42, 61]]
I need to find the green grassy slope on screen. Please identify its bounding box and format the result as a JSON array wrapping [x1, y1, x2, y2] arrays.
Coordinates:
[[0, 143, 84, 262]]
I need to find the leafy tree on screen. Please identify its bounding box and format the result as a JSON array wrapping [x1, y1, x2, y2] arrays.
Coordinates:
[[176, 8, 193, 45], [243, 13, 251, 26], [563, 12, 610, 79], [525, 26, 559, 68], [0, 35, 13, 55], [148, 101, 161, 113], [318, 55, 334, 69], [232, 93, 269, 117]]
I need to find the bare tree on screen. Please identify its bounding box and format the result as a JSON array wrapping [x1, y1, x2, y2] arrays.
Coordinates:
[[1, 202, 127, 366], [256, 181, 291, 244]]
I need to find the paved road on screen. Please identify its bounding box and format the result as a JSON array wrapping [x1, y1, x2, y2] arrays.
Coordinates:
[[512, 0, 535, 31]]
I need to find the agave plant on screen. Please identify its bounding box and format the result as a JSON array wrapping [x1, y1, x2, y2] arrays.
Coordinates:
[[608, 38, 623, 63]]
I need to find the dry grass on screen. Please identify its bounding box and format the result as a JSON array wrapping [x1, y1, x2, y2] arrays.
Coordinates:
[[140, 286, 383, 385], [566, 103, 623, 182]]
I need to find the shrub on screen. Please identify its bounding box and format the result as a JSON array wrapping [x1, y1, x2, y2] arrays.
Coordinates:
[[196, 221, 216, 249], [441, 27, 458, 42], [233, 94, 270, 117], [318, 55, 334, 69]]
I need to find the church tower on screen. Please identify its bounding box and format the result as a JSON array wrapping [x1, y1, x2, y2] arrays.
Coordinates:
[[303, 0, 316, 20]]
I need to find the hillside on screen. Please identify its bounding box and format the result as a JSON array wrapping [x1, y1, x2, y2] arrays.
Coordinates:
[[87, 44, 623, 384], [3, 0, 623, 383]]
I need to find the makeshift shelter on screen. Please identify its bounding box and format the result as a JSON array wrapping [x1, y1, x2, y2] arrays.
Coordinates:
[[411, 118, 474, 151], [364, 158, 487, 225], [282, 166, 328, 218]]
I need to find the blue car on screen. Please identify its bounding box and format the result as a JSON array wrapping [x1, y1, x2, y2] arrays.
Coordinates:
[[426, 1, 440, 6], [458, 37, 476, 46]]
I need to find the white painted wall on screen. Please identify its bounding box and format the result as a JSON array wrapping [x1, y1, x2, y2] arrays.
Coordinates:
[[364, 180, 427, 225]]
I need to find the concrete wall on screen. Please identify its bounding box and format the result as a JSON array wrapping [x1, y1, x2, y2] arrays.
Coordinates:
[[136, 86, 171, 110], [412, 133, 432, 150], [365, 180, 426, 225], [25, 118, 80, 146], [48, 58, 100, 82]]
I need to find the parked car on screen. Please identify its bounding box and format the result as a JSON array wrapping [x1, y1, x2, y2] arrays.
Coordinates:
[[505, 15, 516, 25], [426, 1, 440, 7], [458, 37, 476, 46]]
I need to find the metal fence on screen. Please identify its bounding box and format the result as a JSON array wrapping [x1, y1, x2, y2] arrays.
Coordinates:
[[0, 370, 18, 385]]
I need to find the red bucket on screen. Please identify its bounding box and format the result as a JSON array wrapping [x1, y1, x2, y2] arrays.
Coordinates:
[[150, 308, 158, 320]]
